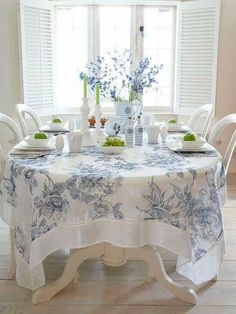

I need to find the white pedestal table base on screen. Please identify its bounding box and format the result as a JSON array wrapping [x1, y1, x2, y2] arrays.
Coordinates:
[[32, 243, 198, 305]]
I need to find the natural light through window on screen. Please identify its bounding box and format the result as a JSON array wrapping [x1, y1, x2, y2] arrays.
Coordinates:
[[56, 5, 176, 110], [100, 7, 131, 55], [143, 7, 175, 107], [56, 7, 88, 108]]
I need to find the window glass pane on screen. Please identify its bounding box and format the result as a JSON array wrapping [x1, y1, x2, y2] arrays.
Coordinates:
[[143, 7, 175, 107], [55, 5, 175, 110], [56, 7, 88, 107], [100, 6, 131, 56]]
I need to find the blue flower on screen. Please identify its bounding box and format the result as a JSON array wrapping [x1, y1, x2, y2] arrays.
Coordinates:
[[78, 50, 163, 103]]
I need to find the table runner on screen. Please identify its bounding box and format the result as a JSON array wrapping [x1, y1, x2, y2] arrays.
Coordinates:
[[0, 143, 226, 289]]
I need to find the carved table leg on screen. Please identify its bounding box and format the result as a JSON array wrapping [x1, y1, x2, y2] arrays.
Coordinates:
[[126, 246, 197, 305], [32, 243, 104, 304], [103, 243, 127, 267], [32, 243, 197, 305]]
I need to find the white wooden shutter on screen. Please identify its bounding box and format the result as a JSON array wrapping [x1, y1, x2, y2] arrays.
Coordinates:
[[175, 0, 220, 115], [19, 0, 55, 112]]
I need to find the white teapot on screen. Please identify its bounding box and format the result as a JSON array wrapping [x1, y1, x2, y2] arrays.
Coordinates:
[[105, 117, 123, 136]]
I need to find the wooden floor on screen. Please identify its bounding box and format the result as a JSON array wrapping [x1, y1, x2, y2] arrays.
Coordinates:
[[0, 175, 236, 314]]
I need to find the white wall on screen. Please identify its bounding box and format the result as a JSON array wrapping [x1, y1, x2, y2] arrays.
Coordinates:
[[0, 0, 235, 171], [0, 0, 22, 154], [215, 0, 236, 173], [0, 0, 21, 117]]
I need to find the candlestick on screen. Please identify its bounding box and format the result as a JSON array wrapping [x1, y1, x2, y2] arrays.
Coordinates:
[[83, 75, 88, 98], [95, 83, 100, 105], [94, 105, 106, 143], [80, 97, 96, 147]]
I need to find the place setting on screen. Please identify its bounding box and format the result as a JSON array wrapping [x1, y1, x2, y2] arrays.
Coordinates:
[[166, 131, 216, 153], [166, 117, 191, 133], [9, 131, 57, 159], [39, 117, 71, 134]]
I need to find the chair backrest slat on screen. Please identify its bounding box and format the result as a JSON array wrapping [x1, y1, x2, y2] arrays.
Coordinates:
[[0, 113, 24, 175], [0, 113, 24, 143], [15, 104, 42, 137], [208, 113, 236, 175], [188, 104, 213, 138]]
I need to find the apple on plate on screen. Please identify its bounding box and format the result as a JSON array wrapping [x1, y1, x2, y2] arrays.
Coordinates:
[[52, 118, 63, 123], [183, 132, 197, 141], [34, 132, 48, 139], [168, 118, 177, 124]]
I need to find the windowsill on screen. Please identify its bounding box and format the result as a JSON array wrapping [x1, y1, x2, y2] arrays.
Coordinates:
[[38, 105, 177, 117]]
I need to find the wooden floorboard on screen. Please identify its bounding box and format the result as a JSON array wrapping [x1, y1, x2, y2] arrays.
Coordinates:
[[0, 175, 235, 313]]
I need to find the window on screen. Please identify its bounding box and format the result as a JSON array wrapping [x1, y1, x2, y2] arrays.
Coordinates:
[[143, 7, 176, 108], [55, 4, 176, 111], [56, 7, 88, 108], [100, 6, 131, 55], [19, 0, 221, 115]]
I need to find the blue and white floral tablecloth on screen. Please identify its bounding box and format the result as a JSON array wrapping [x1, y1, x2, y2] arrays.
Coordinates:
[[0, 143, 226, 290]]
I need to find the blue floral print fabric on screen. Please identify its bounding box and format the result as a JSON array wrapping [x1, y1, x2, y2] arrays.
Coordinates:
[[0, 143, 226, 288]]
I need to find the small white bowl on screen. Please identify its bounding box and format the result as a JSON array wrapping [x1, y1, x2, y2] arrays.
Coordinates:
[[101, 146, 126, 155], [47, 121, 67, 131], [180, 137, 206, 149], [24, 135, 50, 148]]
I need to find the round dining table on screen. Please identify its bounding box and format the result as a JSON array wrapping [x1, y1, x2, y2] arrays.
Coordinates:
[[0, 139, 227, 304]]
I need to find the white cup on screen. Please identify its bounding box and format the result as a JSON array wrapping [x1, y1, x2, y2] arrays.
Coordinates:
[[146, 125, 160, 144], [67, 131, 83, 153], [141, 115, 157, 127]]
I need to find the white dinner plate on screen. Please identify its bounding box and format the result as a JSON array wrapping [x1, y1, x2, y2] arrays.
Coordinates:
[[167, 125, 191, 132], [13, 140, 56, 151], [166, 141, 215, 152]]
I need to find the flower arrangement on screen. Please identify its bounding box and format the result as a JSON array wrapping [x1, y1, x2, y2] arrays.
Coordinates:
[[80, 50, 163, 104]]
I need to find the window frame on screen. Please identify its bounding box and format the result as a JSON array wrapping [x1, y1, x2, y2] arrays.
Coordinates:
[[53, 1, 179, 114]]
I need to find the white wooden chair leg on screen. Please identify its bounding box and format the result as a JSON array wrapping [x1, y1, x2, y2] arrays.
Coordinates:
[[126, 246, 198, 305], [32, 243, 104, 304], [6, 228, 16, 279], [212, 274, 219, 281]]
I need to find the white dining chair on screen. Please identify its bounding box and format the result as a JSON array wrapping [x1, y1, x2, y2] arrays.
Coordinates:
[[0, 113, 24, 279], [0, 145, 5, 179], [15, 104, 42, 137], [208, 114, 236, 175], [188, 104, 213, 138]]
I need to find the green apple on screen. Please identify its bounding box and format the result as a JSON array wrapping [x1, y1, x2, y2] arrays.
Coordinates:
[[183, 132, 197, 141], [34, 132, 48, 140], [52, 118, 63, 123], [168, 118, 177, 124]]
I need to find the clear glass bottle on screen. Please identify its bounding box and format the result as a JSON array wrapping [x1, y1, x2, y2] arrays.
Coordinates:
[[135, 115, 143, 146], [125, 116, 134, 147]]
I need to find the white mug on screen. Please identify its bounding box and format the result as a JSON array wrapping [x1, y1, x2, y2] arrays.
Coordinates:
[[146, 125, 160, 144], [67, 131, 83, 153]]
